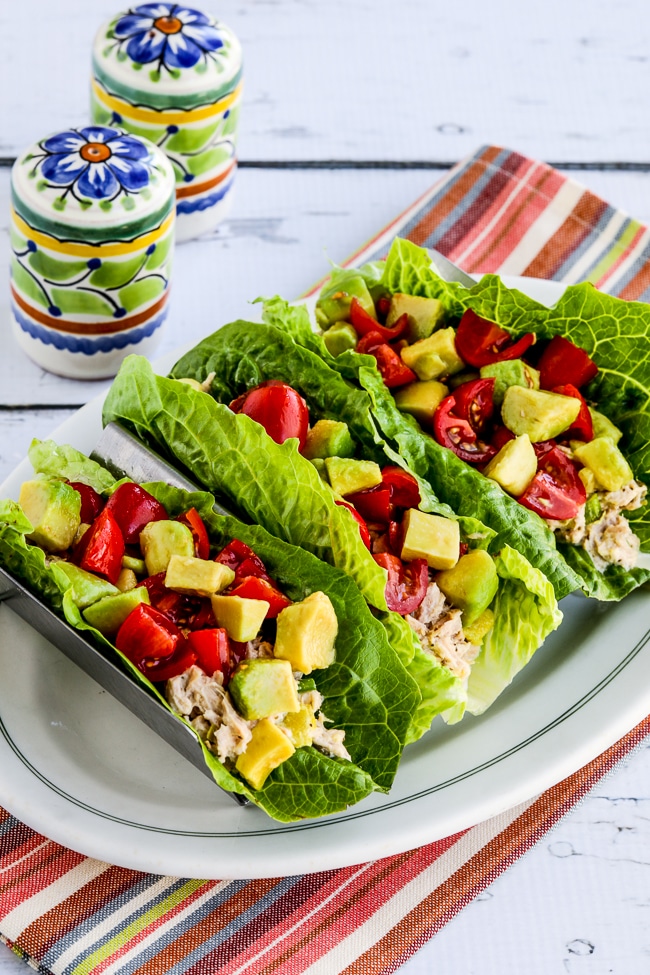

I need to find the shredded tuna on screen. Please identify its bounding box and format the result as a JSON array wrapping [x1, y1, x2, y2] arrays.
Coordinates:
[[407, 581, 480, 680], [311, 714, 351, 761], [245, 637, 274, 659], [601, 480, 646, 512], [166, 665, 253, 764]]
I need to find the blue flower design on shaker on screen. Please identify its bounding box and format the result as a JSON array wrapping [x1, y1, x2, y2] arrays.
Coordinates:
[[34, 127, 153, 204], [114, 3, 224, 72]]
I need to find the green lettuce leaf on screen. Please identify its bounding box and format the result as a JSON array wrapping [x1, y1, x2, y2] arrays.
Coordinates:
[[28, 440, 117, 494]]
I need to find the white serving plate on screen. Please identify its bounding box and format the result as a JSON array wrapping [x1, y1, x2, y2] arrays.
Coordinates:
[[1, 278, 649, 880]]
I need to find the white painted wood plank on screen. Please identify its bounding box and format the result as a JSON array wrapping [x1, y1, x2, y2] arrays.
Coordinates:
[[1, 0, 649, 163]]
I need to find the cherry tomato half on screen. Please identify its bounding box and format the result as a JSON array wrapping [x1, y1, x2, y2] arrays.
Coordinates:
[[433, 394, 497, 465], [518, 445, 586, 521], [356, 331, 417, 389], [380, 466, 421, 509], [373, 553, 429, 615], [79, 508, 125, 585], [349, 297, 409, 342], [451, 378, 495, 433], [116, 603, 195, 682], [228, 575, 292, 619], [68, 481, 104, 524], [335, 500, 371, 549], [187, 628, 231, 680], [230, 381, 309, 451], [455, 310, 535, 368], [538, 336, 598, 390], [551, 384, 594, 442], [104, 482, 168, 544], [177, 507, 210, 560], [214, 539, 270, 581]]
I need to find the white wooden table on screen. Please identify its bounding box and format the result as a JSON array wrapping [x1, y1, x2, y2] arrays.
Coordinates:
[[2, 2, 650, 972]]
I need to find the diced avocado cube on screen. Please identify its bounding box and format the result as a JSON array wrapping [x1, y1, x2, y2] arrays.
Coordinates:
[[210, 594, 269, 642], [140, 520, 194, 576], [122, 555, 146, 574], [400, 509, 460, 570], [393, 380, 449, 427], [448, 369, 480, 390], [116, 567, 138, 592], [52, 561, 118, 610], [325, 457, 382, 497], [229, 658, 300, 720], [501, 387, 580, 442], [235, 718, 296, 791], [463, 608, 495, 645], [303, 419, 355, 460], [315, 274, 377, 328], [483, 434, 537, 496], [274, 591, 338, 674], [385, 293, 445, 343], [573, 437, 633, 491], [83, 586, 150, 635], [323, 322, 358, 357], [436, 550, 499, 626], [165, 555, 235, 596], [309, 458, 330, 482], [579, 467, 602, 494], [280, 706, 317, 747], [588, 408, 623, 445], [19, 479, 81, 552], [400, 328, 465, 381], [479, 359, 540, 406]]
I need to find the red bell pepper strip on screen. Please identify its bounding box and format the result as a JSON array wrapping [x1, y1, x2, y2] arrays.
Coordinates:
[[68, 481, 104, 524], [451, 378, 495, 433], [335, 500, 371, 549], [116, 603, 195, 682], [373, 553, 429, 615], [79, 509, 125, 585], [356, 331, 417, 389], [551, 384, 594, 441], [177, 507, 210, 559], [230, 381, 309, 451], [228, 575, 293, 619], [455, 310, 535, 368], [349, 297, 409, 342], [538, 335, 598, 390], [187, 628, 232, 680], [433, 394, 497, 465], [214, 539, 270, 581], [518, 445, 586, 521], [104, 482, 168, 544]]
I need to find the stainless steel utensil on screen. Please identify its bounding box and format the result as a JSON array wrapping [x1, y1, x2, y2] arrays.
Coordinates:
[[426, 247, 477, 288]]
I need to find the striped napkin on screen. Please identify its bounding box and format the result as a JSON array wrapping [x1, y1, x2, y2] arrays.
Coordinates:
[[2, 145, 650, 975]]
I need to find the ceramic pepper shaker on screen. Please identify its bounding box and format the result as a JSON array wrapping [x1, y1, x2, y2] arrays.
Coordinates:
[[10, 125, 176, 379], [91, 4, 243, 242]]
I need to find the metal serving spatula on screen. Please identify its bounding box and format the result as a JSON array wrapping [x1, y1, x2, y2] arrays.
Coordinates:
[[426, 247, 477, 289]]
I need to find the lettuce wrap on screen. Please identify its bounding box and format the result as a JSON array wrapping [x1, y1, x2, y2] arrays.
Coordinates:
[[0, 440, 423, 821], [279, 237, 650, 602]]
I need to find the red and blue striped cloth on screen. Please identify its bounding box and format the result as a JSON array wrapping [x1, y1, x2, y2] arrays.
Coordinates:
[[3, 145, 650, 975]]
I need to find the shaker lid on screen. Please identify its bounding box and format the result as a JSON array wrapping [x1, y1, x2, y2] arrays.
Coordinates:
[[93, 5, 242, 107], [11, 126, 176, 241]]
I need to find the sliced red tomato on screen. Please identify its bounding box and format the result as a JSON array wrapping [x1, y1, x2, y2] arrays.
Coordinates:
[[104, 482, 168, 544], [538, 335, 598, 390], [376, 295, 391, 318], [552, 384, 594, 441], [518, 445, 586, 521], [387, 518, 404, 556], [491, 425, 516, 452], [68, 481, 104, 524], [532, 439, 557, 460], [335, 500, 371, 549], [452, 378, 495, 433], [139, 572, 201, 626], [116, 603, 195, 682], [177, 507, 210, 559], [214, 539, 269, 581], [433, 395, 497, 465], [345, 484, 392, 525], [188, 599, 216, 631], [356, 331, 417, 389], [349, 297, 408, 342], [187, 628, 231, 680], [373, 553, 429, 615], [380, 466, 421, 509], [230, 381, 309, 451], [228, 575, 292, 619], [455, 310, 535, 368], [79, 509, 125, 584]]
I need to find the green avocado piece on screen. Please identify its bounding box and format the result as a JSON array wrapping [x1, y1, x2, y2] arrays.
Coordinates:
[[165, 554, 235, 595], [53, 561, 119, 610], [436, 549, 499, 626], [482, 434, 537, 496], [401, 508, 460, 570], [303, 419, 355, 460], [400, 328, 465, 381], [83, 586, 150, 635], [501, 386, 580, 442], [322, 322, 358, 357], [140, 520, 194, 576], [479, 359, 540, 406], [315, 275, 376, 329], [325, 456, 382, 496], [229, 658, 300, 720], [393, 380, 449, 427], [385, 293, 446, 343], [210, 593, 269, 641], [588, 408, 623, 445], [274, 591, 338, 674], [280, 706, 317, 747], [308, 457, 330, 482], [19, 479, 81, 552], [573, 437, 634, 491], [122, 555, 146, 574], [235, 718, 296, 790]]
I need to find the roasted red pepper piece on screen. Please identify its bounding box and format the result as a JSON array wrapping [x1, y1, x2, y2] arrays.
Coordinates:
[[177, 507, 210, 559], [230, 381, 309, 451], [455, 310, 535, 368], [228, 575, 293, 619], [335, 500, 371, 549], [552, 384, 594, 441], [452, 378, 495, 433], [373, 553, 429, 615], [79, 508, 125, 584], [214, 539, 270, 581], [349, 297, 409, 342], [116, 603, 195, 682], [356, 331, 418, 389], [538, 335, 598, 390], [187, 627, 231, 680], [68, 481, 104, 524], [104, 482, 168, 544], [518, 445, 586, 521], [433, 394, 497, 465]]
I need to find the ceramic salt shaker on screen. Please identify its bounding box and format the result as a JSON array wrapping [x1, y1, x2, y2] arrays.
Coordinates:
[[10, 126, 176, 379], [91, 5, 243, 242]]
